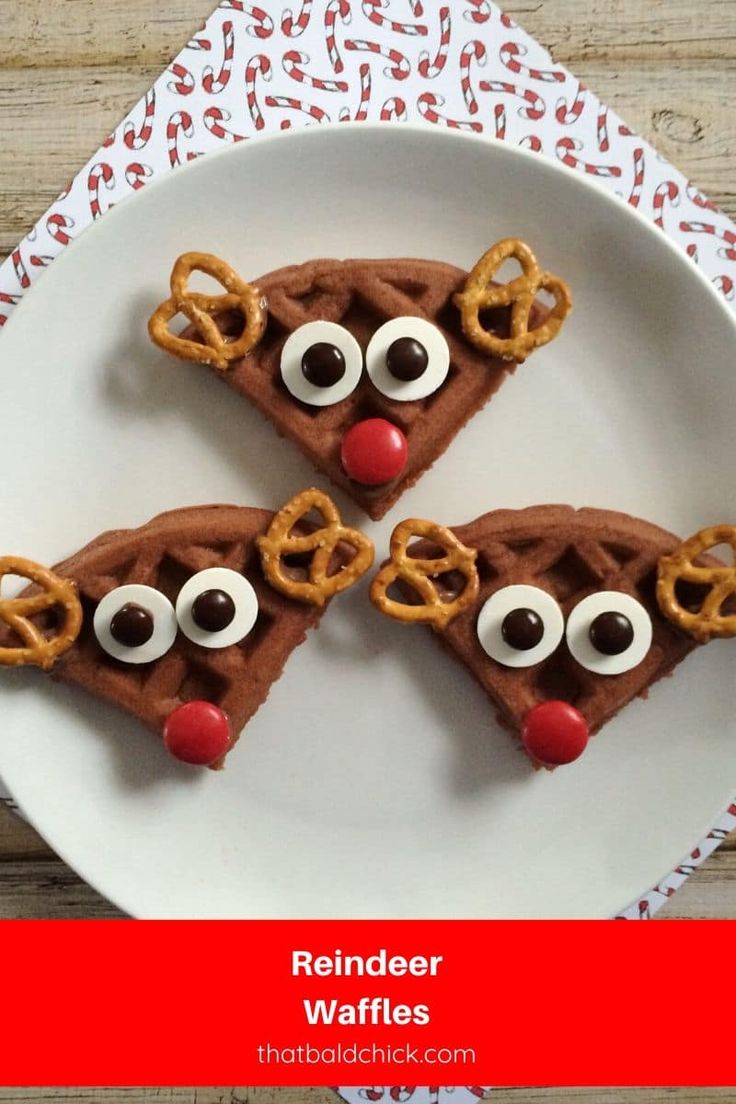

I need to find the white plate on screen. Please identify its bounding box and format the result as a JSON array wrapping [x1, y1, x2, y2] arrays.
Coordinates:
[[2, 125, 736, 919]]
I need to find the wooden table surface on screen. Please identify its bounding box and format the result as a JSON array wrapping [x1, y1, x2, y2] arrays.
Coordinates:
[[1, 1, 736, 1097]]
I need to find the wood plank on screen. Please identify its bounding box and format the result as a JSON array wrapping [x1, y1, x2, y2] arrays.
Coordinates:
[[2, 0, 735, 68], [505, 0, 736, 62], [0, 0, 207, 69], [566, 60, 736, 208], [0, 56, 734, 265], [0, 860, 123, 918], [0, 801, 54, 860], [0, 64, 165, 187], [657, 843, 736, 918], [0, 62, 162, 259]]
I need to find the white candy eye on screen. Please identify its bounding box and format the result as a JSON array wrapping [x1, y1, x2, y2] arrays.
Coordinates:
[[366, 316, 450, 402], [280, 320, 363, 406], [176, 567, 259, 649], [94, 584, 177, 664], [476, 584, 564, 668], [566, 591, 652, 675]]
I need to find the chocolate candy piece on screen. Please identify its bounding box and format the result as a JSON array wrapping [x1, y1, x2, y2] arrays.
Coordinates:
[[110, 603, 155, 648], [501, 607, 544, 651], [163, 699, 233, 766], [340, 418, 408, 486], [301, 342, 346, 388], [522, 700, 589, 766], [191, 588, 236, 633], [589, 610, 634, 655], [386, 336, 429, 382]]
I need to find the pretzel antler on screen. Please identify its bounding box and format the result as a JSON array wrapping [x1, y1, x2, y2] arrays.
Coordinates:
[[657, 524, 736, 643], [258, 488, 374, 607], [0, 557, 83, 670], [454, 237, 572, 362], [370, 519, 479, 630], [148, 252, 267, 371]]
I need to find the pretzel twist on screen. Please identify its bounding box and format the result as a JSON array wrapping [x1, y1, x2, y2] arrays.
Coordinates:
[[148, 252, 267, 371], [656, 524, 736, 642], [370, 519, 479, 629], [454, 237, 572, 362], [0, 557, 83, 670], [258, 488, 374, 607]]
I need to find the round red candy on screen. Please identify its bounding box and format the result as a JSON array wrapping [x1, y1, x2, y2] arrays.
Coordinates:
[[521, 700, 589, 766], [340, 418, 408, 486], [163, 700, 232, 766]]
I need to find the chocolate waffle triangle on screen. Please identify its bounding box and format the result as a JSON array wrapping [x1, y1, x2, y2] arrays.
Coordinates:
[[438, 506, 696, 743], [0, 490, 373, 769], [50, 504, 318, 769], [150, 242, 570, 520], [229, 258, 536, 521], [371, 505, 735, 767]]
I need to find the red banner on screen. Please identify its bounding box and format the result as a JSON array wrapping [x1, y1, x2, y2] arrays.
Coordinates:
[[1, 920, 734, 1085]]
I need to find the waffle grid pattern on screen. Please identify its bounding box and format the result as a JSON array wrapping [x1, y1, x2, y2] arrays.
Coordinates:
[[212, 258, 523, 519], [49, 507, 321, 753], [432, 507, 697, 739]]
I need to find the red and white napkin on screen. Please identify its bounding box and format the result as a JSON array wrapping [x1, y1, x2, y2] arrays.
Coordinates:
[[338, 1089, 491, 1103], [1, 0, 735, 927]]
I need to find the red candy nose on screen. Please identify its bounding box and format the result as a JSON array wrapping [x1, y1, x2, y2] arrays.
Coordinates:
[[341, 417, 408, 486], [163, 700, 232, 766], [521, 700, 589, 766]]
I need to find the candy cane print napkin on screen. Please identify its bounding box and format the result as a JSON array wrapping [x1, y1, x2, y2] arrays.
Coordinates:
[[337, 1089, 492, 1103], [1, 1, 735, 321]]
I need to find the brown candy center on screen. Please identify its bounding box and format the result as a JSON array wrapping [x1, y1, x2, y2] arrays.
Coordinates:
[[386, 336, 429, 382], [191, 589, 236, 633], [589, 611, 634, 655], [301, 342, 346, 387], [110, 603, 154, 648], [501, 607, 544, 651]]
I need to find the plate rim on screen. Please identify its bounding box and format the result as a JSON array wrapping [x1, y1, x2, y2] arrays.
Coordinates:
[[4, 122, 736, 341], [2, 122, 736, 918]]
